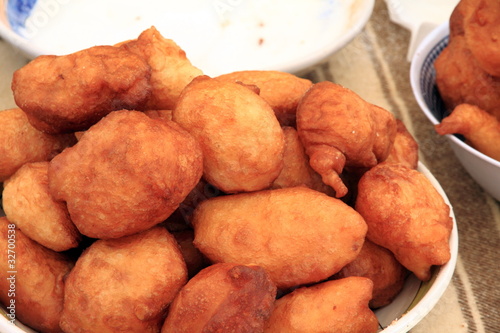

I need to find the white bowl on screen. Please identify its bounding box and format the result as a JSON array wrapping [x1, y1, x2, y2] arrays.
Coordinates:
[[0, 162, 457, 333], [0, 0, 374, 76], [410, 22, 500, 201]]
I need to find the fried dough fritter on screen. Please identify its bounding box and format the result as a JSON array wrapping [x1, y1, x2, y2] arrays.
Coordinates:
[[296, 81, 397, 198], [0, 217, 74, 333], [384, 119, 419, 169], [121, 26, 203, 110], [215, 70, 313, 126], [60, 227, 187, 333], [192, 186, 367, 290], [334, 239, 408, 309], [2, 162, 81, 251], [435, 103, 500, 161], [173, 75, 284, 193], [0, 108, 75, 182], [12, 45, 152, 134], [435, 32, 500, 121], [48, 110, 203, 239], [355, 163, 453, 281], [462, 0, 500, 77], [162, 263, 276, 333], [263, 277, 379, 333], [449, 0, 466, 37], [271, 126, 335, 196]]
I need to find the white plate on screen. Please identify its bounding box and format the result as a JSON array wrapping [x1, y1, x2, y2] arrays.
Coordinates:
[[0, 0, 374, 76], [0, 162, 458, 333]]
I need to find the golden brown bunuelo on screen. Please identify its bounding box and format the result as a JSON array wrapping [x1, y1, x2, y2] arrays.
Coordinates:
[[435, 103, 500, 161], [0, 108, 75, 182], [2, 161, 81, 251], [192, 186, 367, 290], [215, 70, 312, 126], [263, 277, 379, 333], [0, 217, 74, 333], [48, 110, 203, 239], [60, 227, 187, 333], [334, 239, 408, 309], [296, 81, 397, 198], [355, 163, 453, 281], [173, 75, 285, 193], [162, 263, 276, 333], [120, 26, 203, 111], [12, 46, 152, 134]]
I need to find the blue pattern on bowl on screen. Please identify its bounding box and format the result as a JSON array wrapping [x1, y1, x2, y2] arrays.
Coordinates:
[[6, 0, 37, 33], [419, 35, 449, 122], [419, 35, 466, 142]]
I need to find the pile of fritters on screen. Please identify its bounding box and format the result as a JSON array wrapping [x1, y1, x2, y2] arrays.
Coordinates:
[[435, 0, 500, 161], [0, 26, 453, 333]]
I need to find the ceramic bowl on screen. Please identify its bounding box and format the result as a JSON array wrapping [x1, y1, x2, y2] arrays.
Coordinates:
[[0, 0, 374, 76], [410, 22, 500, 201], [0, 162, 458, 332]]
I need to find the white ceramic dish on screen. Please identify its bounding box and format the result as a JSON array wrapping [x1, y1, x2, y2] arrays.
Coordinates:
[[0, 162, 458, 333], [410, 22, 500, 202], [0, 0, 374, 76]]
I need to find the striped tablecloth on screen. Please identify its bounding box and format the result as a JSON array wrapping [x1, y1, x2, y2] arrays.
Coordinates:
[[0, 0, 498, 332]]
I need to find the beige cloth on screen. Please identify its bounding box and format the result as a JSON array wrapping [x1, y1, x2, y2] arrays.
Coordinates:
[[0, 0, 498, 332]]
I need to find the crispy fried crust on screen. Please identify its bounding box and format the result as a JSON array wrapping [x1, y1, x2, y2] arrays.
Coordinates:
[[436, 0, 500, 120], [12, 46, 152, 133], [192, 186, 367, 289], [355, 163, 453, 281], [2, 162, 81, 251], [173, 75, 285, 193], [384, 119, 419, 169], [121, 26, 203, 110], [297, 81, 396, 197], [172, 230, 210, 278], [462, 0, 500, 77], [162, 263, 276, 333], [435, 103, 500, 160], [215, 70, 312, 126], [0, 217, 74, 333], [263, 277, 379, 333], [435, 35, 500, 120], [0, 108, 75, 182], [60, 227, 188, 333], [271, 126, 335, 196], [48, 110, 203, 239]]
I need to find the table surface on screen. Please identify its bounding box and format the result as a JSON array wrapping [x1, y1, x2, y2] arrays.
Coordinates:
[[0, 1, 499, 332]]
